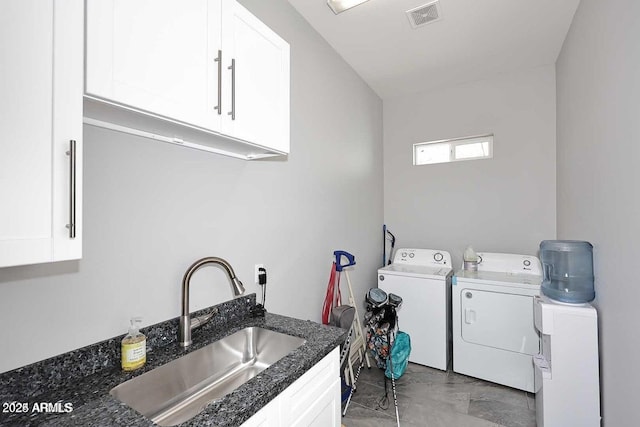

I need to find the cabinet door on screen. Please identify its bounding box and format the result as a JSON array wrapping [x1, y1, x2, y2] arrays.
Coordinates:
[[222, 2, 290, 153], [0, 0, 82, 268], [240, 397, 279, 427], [85, 0, 222, 131], [290, 378, 341, 427], [240, 349, 340, 427], [281, 348, 340, 426]]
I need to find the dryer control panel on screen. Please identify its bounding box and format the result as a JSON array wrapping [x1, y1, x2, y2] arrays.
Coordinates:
[[474, 252, 542, 275], [393, 248, 452, 267]]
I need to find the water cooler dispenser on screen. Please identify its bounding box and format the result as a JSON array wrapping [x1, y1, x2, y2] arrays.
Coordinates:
[[540, 240, 595, 304], [533, 240, 601, 427]]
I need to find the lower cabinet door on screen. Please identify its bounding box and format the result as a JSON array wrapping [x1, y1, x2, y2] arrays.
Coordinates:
[[290, 377, 341, 427], [241, 397, 279, 427], [240, 348, 340, 427]]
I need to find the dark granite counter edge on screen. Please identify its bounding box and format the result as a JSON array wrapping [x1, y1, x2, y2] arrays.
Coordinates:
[[0, 295, 347, 427]]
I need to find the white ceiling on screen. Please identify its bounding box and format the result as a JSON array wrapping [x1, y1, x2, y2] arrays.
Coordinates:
[[288, 0, 580, 99]]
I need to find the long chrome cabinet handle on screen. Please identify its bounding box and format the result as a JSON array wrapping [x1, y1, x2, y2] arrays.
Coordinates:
[[66, 140, 76, 239], [228, 59, 236, 120], [214, 50, 222, 115]]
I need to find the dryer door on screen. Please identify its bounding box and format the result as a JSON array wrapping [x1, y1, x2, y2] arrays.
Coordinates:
[[460, 289, 539, 355]]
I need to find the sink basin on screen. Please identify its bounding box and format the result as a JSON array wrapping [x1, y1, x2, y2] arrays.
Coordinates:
[[110, 327, 306, 426]]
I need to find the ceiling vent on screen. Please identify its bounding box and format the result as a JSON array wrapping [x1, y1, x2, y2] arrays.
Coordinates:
[[406, 1, 442, 29]]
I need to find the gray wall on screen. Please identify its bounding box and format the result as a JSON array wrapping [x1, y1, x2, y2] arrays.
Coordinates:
[[383, 66, 557, 268], [556, 0, 640, 424], [0, 0, 383, 373]]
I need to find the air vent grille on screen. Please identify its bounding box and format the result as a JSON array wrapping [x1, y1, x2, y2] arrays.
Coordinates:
[[406, 1, 442, 29]]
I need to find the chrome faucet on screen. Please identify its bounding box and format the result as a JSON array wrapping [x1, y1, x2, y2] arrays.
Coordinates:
[[179, 257, 245, 347]]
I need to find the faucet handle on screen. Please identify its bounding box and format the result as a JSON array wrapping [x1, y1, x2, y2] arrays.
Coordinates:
[[190, 307, 219, 330]]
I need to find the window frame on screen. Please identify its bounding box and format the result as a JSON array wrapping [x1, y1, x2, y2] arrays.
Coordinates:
[[413, 134, 494, 166]]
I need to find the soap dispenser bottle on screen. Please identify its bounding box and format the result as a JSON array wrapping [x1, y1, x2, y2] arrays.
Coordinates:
[[121, 317, 146, 371]]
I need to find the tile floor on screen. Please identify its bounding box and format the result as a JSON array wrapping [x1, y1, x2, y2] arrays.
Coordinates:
[[342, 363, 536, 427]]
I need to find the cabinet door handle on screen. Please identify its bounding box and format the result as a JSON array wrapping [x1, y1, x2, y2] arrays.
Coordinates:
[[65, 140, 76, 239], [214, 50, 222, 115], [228, 59, 236, 120]]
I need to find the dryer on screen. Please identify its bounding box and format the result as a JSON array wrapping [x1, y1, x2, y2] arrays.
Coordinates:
[[378, 248, 452, 370], [453, 252, 542, 392]]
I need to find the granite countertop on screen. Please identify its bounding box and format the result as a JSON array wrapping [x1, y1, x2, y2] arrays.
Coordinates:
[[0, 294, 346, 427]]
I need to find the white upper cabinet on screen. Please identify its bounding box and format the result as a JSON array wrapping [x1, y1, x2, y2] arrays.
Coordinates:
[[86, 0, 222, 131], [222, 2, 290, 154], [84, 0, 290, 159], [0, 0, 83, 268]]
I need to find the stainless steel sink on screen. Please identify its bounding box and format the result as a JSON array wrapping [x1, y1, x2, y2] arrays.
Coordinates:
[[110, 327, 306, 426]]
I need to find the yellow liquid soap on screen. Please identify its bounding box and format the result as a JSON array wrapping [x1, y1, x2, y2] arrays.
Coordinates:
[[121, 317, 146, 371]]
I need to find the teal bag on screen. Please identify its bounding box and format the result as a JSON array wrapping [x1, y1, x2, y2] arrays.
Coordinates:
[[385, 331, 411, 379]]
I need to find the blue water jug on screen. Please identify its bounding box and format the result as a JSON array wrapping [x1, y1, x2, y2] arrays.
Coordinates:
[[540, 240, 595, 303]]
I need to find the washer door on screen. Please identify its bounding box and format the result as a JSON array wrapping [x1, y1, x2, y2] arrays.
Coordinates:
[[461, 289, 539, 355]]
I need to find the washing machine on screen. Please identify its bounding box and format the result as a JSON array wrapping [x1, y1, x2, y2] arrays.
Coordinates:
[[377, 248, 452, 371], [452, 252, 542, 392]]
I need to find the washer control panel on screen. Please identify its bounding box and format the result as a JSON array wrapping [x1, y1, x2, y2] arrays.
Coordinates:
[[393, 248, 452, 267]]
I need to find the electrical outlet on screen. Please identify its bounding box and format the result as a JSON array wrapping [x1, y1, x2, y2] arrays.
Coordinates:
[[254, 264, 264, 285]]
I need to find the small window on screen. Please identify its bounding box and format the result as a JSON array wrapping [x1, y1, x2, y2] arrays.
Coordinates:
[[413, 134, 493, 165]]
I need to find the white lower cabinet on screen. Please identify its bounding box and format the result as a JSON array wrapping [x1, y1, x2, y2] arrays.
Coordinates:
[[242, 347, 340, 427], [0, 0, 83, 268], [289, 378, 341, 427], [239, 397, 279, 427]]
